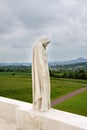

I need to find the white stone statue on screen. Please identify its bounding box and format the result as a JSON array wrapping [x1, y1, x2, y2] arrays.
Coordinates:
[[32, 38, 51, 112]]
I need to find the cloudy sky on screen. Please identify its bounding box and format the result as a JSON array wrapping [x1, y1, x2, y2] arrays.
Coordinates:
[[0, 0, 87, 63]]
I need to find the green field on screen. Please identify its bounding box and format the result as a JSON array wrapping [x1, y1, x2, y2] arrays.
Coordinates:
[[0, 72, 32, 102], [0, 72, 87, 116], [51, 77, 87, 100], [54, 91, 87, 116]]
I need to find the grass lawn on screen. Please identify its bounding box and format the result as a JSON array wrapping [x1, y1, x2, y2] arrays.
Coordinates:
[[0, 72, 32, 102], [51, 77, 87, 100], [53, 91, 87, 117], [0, 72, 87, 116], [0, 72, 87, 102]]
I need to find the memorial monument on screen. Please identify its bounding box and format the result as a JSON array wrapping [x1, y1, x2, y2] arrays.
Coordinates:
[[32, 38, 51, 112]]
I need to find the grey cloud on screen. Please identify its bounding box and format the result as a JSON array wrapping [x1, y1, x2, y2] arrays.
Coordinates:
[[0, 0, 87, 62]]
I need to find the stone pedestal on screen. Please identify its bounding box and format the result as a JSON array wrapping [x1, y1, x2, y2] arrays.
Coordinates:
[[0, 96, 87, 130]]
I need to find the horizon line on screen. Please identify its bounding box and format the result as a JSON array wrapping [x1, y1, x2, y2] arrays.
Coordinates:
[[0, 57, 87, 64]]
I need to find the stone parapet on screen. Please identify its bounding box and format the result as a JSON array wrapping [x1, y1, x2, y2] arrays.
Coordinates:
[[0, 96, 87, 130]]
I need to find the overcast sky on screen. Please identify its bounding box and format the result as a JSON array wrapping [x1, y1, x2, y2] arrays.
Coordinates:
[[0, 0, 87, 63]]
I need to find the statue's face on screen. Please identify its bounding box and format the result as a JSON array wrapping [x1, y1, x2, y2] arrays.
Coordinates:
[[43, 41, 50, 48]]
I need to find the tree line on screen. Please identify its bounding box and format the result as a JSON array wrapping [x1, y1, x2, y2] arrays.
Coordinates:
[[0, 66, 87, 80], [49, 68, 87, 80], [0, 66, 31, 73]]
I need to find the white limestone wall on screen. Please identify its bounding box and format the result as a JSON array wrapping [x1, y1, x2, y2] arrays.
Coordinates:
[[0, 96, 87, 130]]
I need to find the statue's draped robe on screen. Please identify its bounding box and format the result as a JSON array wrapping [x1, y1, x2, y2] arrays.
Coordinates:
[[32, 42, 51, 111]]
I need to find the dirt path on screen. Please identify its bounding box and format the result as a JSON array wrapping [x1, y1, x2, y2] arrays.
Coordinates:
[[51, 86, 87, 107]]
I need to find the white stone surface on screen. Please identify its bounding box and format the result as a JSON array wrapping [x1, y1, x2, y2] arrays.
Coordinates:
[[0, 118, 17, 130], [0, 96, 87, 130]]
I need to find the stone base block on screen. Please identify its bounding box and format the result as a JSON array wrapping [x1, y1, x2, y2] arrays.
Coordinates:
[[0, 96, 87, 130]]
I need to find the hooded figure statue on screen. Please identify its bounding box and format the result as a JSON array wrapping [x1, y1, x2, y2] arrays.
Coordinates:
[[32, 38, 51, 112]]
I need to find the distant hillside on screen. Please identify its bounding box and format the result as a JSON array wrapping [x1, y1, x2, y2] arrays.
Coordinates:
[[49, 61, 87, 71], [49, 57, 87, 65], [0, 62, 31, 66], [0, 57, 87, 67], [66, 57, 87, 64]]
